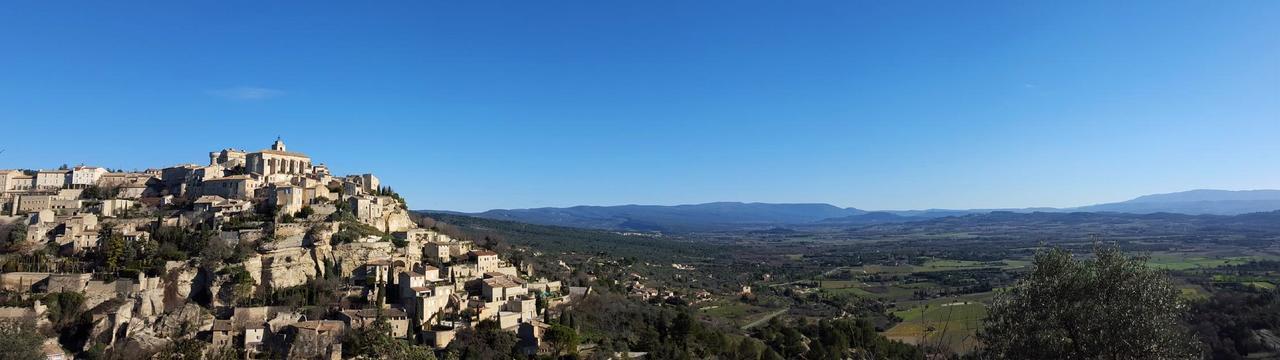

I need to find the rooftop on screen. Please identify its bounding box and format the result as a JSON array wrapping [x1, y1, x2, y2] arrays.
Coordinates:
[[211, 319, 234, 332], [344, 308, 408, 319], [207, 175, 253, 181], [255, 149, 310, 158], [483, 276, 521, 289], [293, 320, 344, 332]]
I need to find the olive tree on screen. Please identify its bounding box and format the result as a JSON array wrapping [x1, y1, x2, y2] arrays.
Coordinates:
[[978, 245, 1201, 359]]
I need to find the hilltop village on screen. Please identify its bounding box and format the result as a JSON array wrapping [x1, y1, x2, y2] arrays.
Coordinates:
[[0, 139, 582, 359]]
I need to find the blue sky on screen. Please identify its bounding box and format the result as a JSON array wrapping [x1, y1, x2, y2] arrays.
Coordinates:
[[1, 1, 1277, 212]]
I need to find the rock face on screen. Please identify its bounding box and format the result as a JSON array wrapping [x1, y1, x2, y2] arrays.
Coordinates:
[[199, 221, 432, 296], [260, 247, 317, 289], [329, 242, 395, 277], [164, 264, 204, 303], [132, 287, 166, 318], [153, 303, 210, 338], [85, 299, 135, 353], [382, 208, 415, 233], [118, 302, 210, 355]]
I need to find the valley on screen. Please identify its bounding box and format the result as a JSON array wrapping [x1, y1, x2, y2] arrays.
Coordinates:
[[421, 209, 1280, 357]]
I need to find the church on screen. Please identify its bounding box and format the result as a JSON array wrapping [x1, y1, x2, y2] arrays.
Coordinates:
[[245, 138, 313, 177]]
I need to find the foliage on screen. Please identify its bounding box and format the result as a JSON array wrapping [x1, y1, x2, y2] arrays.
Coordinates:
[[44, 291, 86, 329], [252, 278, 343, 308], [81, 185, 120, 200], [155, 338, 207, 360], [327, 198, 357, 223], [151, 224, 219, 260], [296, 206, 315, 219], [1188, 287, 1280, 359], [7, 224, 28, 245], [98, 228, 126, 272], [343, 315, 437, 360], [753, 317, 922, 359], [545, 323, 580, 357], [0, 318, 45, 360], [390, 234, 409, 248], [330, 221, 385, 245], [218, 265, 256, 305], [374, 186, 406, 208], [445, 320, 521, 359], [977, 245, 1202, 359]]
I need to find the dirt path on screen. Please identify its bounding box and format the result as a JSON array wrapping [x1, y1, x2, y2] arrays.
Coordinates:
[[741, 307, 789, 330]]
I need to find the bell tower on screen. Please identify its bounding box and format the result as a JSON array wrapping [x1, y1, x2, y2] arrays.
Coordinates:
[[271, 137, 286, 152]]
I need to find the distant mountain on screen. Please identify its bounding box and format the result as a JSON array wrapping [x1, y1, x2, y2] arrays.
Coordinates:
[[815, 211, 931, 225], [1073, 189, 1280, 215], [849, 210, 1280, 239], [428, 189, 1280, 232], [432, 202, 864, 232]]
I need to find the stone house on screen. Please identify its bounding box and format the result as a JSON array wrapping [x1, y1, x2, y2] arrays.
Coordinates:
[[211, 319, 235, 348], [338, 308, 410, 338], [70, 166, 108, 186]]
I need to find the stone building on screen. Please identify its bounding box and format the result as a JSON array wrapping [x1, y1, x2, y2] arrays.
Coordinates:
[[481, 275, 527, 303], [246, 138, 312, 177], [11, 195, 53, 215], [70, 166, 108, 186], [208, 148, 248, 168], [211, 319, 235, 348], [0, 170, 34, 192], [338, 308, 410, 338], [472, 250, 501, 274], [35, 170, 68, 190], [201, 175, 256, 200], [271, 185, 305, 215]]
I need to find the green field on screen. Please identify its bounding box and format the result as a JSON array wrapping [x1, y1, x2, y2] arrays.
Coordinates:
[[1146, 251, 1280, 271], [1178, 285, 1211, 301], [885, 302, 987, 353], [832, 257, 1032, 278], [821, 280, 940, 299], [699, 300, 787, 329], [1245, 281, 1277, 290], [913, 259, 1031, 272]]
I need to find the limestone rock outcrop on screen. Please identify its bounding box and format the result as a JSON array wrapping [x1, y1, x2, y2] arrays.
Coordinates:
[[260, 246, 317, 289]]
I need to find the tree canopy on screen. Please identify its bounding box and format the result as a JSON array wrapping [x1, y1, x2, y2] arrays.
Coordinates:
[[0, 318, 45, 360], [977, 245, 1202, 359], [344, 315, 436, 360]]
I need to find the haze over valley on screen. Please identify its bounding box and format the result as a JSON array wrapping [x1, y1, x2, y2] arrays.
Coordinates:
[[436, 189, 1280, 232]]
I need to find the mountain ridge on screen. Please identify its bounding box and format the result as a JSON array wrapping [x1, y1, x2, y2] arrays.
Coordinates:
[[423, 189, 1280, 232]]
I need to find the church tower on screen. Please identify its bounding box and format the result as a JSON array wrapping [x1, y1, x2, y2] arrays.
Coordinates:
[[271, 137, 286, 152]]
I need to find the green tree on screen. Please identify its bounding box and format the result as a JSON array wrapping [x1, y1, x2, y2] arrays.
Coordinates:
[[218, 266, 256, 305], [978, 245, 1202, 359], [545, 323, 580, 357], [344, 315, 436, 360], [155, 338, 206, 359], [45, 291, 85, 329], [99, 229, 126, 272], [734, 338, 763, 360], [296, 206, 314, 218], [0, 318, 44, 360], [7, 225, 27, 245]]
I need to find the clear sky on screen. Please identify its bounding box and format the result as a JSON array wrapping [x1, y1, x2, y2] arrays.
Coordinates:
[[1, 1, 1277, 212]]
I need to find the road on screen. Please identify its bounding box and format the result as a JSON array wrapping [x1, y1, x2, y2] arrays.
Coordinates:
[[741, 307, 790, 330]]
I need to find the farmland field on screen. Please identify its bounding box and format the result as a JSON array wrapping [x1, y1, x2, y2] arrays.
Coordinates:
[[885, 302, 987, 353]]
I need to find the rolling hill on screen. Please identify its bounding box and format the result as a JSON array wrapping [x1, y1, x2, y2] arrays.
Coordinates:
[[433, 202, 864, 232], [427, 189, 1280, 232], [1073, 189, 1280, 215]]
